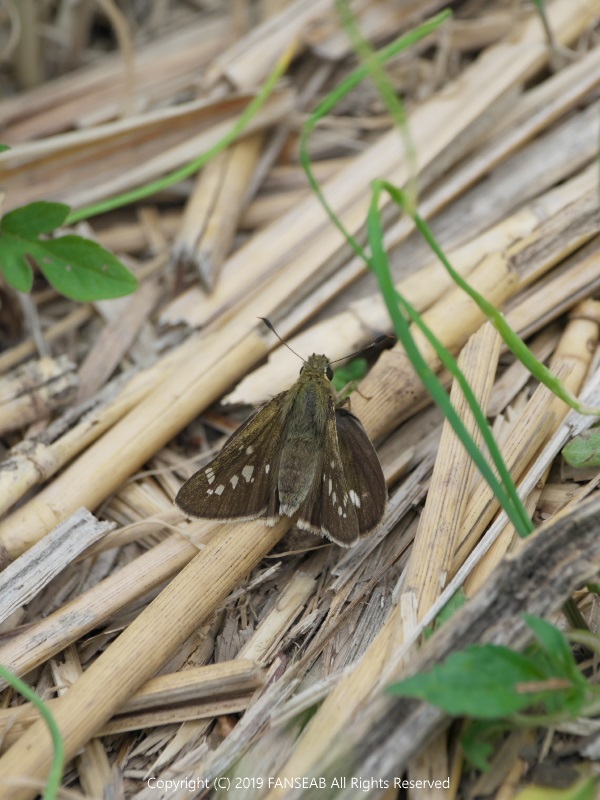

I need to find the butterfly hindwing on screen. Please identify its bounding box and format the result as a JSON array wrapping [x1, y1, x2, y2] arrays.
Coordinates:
[[335, 407, 387, 537], [297, 407, 362, 547], [175, 392, 287, 522]]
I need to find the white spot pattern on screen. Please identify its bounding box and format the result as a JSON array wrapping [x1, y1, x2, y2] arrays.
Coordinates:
[[242, 465, 254, 482], [215, 484, 225, 495], [230, 475, 239, 489], [349, 490, 361, 508]]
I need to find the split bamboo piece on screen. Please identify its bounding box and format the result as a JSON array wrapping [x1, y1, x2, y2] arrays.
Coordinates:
[[463, 300, 600, 594], [0, 355, 77, 435], [0, 533, 197, 685], [172, 134, 263, 290], [0, 508, 112, 619], [0, 659, 264, 745]]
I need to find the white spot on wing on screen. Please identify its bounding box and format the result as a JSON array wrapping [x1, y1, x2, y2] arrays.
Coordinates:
[[206, 469, 215, 485], [230, 475, 239, 489], [332, 492, 337, 504], [328, 478, 332, 496], [242, 465, 254, 482], [349, 490, 361, 508], [246, 446, 254, 455], [338, 506, 343, 516], [207, 489, 213, 495], [215, 484, 225, 495], [331, 460, 335, 468], [265, 464, 270, 474]]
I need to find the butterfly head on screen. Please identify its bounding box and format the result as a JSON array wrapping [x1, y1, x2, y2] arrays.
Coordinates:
[[301, 354, 334, 381]]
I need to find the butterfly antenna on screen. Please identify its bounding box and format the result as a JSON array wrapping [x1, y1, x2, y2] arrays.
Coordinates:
[[259, 317, 306, 363], [329, 334, 393, 365]]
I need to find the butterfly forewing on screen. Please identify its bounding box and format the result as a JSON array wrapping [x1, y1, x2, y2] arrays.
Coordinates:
[[335, 407, 387, 537], [175, 393, 286, 522]]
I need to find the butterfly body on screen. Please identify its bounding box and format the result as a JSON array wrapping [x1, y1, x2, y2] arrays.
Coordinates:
[[175, 354, 387, 546]]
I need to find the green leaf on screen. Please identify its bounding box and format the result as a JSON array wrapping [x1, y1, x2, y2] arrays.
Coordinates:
[[424, 589, 468, 639], [388, 645, 550, 718], [1, 201, 70, 237], [461, 720, 509, 771], [36, 236, 138, 301], [332, 357, 368, 392], [524, 615, 584, 685], [562, 428, 600, 467], [0, 202, 138, 300], [0, 143, 10, 154]]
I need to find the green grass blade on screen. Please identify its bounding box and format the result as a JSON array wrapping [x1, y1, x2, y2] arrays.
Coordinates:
[[0, 665, 64, 799]]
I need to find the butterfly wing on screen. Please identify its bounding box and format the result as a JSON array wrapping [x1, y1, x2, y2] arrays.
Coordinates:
[[296, 410, 362, 547], [175, 392, 287, 522], [335, 407, 387, 537]]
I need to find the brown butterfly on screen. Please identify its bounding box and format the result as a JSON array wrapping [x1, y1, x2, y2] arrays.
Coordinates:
[[175, 334, 387, 546]]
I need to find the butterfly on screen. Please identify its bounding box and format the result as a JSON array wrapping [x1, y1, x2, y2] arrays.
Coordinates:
[[175, 352, 387, 546]]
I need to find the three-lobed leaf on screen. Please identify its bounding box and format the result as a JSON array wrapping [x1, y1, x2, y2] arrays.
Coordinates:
[[0, 201, 138, 301]]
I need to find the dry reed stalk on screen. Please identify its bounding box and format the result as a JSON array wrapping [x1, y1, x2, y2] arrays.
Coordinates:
[[504, 234, 600, 339], [399, 323, 501, 628], [76, 278, 161, 402], [163, 0, 596, 331], [16, 91, 293, 213], [237, 553, 327, 664], [0, 340, 195, 519], [307, 0, 439, 61], [0, 533, 196, 685], [0, 305, 93, 375], [205, 0, 330, 90], [0, 324, 265, 557], [0, 16, 231, 141], [0, 509, 112, 619], [0, 518, 290, 800], [353, 176, 600, 440], [241, 188, 310, 229], [453, 303, 600, 572], [463, 300, 600, 594], [290, 494, 600, 791], [487, 323, 561, 417], [172, 134, 264, 289], [0, 356, 77, 435], [0, 659, 264, 745], [227, 161, 598, 408]]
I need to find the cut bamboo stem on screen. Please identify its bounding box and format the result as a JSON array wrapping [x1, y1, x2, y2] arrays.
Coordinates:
[[173, 134, 264, 290], [0, 659, 264, 745]]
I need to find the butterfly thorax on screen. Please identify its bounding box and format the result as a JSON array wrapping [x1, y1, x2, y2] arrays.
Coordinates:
[[277, 354, 335, 515]]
